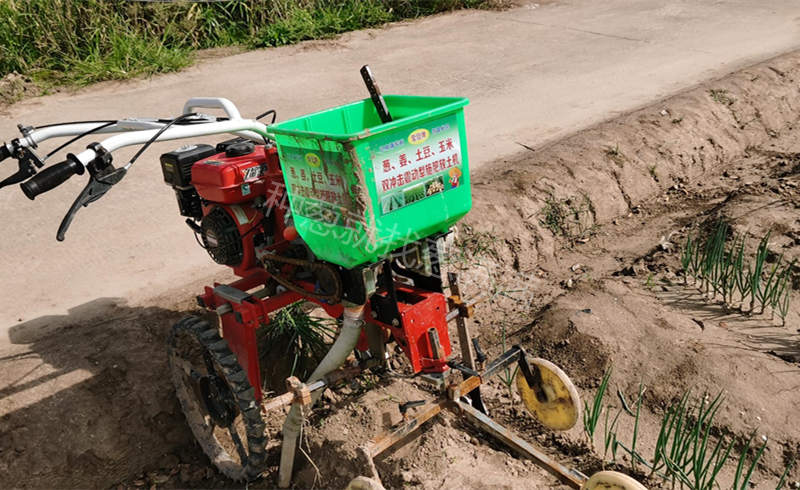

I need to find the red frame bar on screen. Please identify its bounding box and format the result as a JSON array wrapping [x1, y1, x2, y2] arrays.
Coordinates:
[[198, 268, 343, 401], [366, 284, 451, 374]]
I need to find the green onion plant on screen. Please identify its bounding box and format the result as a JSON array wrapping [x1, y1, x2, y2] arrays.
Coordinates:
[[679, 223, 793, 323]]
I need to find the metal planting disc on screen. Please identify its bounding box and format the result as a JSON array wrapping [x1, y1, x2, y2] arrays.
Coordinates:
[[580, 471, 648, 490], [516, 357, 581, 431]]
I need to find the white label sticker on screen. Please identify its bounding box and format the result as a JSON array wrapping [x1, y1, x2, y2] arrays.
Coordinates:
[[229, 205, 249, 225], [242, 165, 263, 181]]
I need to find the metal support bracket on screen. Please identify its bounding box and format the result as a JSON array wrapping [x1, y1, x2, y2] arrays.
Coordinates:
[[454, 400, 588, 488], [357, 346, 590, 489], [213, 284, 253, 304]]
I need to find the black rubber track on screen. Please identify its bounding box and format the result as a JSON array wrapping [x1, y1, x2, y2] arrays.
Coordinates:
[[167, 316, 268, 481]]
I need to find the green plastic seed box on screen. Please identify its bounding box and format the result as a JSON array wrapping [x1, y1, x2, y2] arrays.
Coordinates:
[[268, 95, 471, 268]]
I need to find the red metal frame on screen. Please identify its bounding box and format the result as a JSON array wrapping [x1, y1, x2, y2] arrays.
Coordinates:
[[366, 284, 451, 373], [199, 271, 453, 401], [198, 268, 343, 401], [191, 142, 454, 403]]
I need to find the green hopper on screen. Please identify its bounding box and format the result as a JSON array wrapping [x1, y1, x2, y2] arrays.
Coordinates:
[[269, 95, 471, 268]]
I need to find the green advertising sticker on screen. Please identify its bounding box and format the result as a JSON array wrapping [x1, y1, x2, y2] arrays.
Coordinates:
[[280, 148, 358, 228], [369, 114, 464, 215]]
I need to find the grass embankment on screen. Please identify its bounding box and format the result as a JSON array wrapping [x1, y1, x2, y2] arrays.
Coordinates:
[[0, 0, 499, 96]]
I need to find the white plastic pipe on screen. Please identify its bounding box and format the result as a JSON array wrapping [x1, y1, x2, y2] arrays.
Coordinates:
[[278, 304, 366, 488], [182, 97, 243, 120], [70, 119, 269, 168]]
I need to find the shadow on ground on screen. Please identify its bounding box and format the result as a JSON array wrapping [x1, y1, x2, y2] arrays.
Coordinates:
[[0, 298, 218, 488]]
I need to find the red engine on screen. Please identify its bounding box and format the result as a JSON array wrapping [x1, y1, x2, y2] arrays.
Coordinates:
[[160, 139, 289, 277]]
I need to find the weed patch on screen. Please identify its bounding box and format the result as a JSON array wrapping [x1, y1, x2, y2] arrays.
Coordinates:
[[540, 193, 596, 244], [0, 0, 503, 91], [709, 89, 735, 106]]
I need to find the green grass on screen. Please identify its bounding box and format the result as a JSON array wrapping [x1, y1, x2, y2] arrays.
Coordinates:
[[260, 302, 337, 381], [0, 0, 503, 90], [709, 88, 735, 106]]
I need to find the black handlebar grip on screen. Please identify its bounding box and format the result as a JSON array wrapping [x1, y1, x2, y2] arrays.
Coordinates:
[[20, 158, 85, 200], [0, 144, 10, 163]]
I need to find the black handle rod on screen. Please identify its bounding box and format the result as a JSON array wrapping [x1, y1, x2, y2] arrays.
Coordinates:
[[360, 65, 392, 124]]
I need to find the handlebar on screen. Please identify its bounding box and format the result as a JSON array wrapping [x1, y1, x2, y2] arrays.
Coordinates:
[[2, 98, 269, 239], [20, 157, 85, 200], [182, 97, 242, 120]]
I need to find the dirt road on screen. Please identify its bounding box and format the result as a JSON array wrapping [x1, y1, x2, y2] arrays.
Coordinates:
[[0, 0, 798, 333]]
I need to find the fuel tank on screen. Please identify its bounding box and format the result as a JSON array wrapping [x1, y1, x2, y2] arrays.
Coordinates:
[[191, 141, 280, 204]]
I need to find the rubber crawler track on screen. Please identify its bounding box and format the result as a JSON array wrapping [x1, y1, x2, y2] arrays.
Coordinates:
[[167, 316, 269, 481]]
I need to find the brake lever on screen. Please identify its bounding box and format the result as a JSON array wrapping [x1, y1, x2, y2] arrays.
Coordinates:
[[57, 166, 127, 241], [0, 145, 44, 189]]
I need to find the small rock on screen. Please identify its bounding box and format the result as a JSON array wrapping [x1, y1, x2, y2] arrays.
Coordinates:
[[150, 473, 170, 484], [616, 266, 636, 277], [401, 470, 417, 482]]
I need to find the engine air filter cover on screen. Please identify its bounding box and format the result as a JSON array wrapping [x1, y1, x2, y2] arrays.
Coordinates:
[[160, 144, 216, 187]]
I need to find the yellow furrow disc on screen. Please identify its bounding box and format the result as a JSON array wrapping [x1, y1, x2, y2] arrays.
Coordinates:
[[516, 357, 581, 431], [346, 476, 386, 490], [581, 471, 648, 490]]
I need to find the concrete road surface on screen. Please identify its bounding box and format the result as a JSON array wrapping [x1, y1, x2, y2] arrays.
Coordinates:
[[1, 0, 798, 336]]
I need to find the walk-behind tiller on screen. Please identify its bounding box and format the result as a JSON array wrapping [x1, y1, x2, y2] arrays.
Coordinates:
[[1, 67, 644, 489]]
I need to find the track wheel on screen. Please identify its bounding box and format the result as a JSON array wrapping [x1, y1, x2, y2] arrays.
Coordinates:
[[516, 358, 581, 431], [581, 471, 647, 489], [168, 316, 268, 481]]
